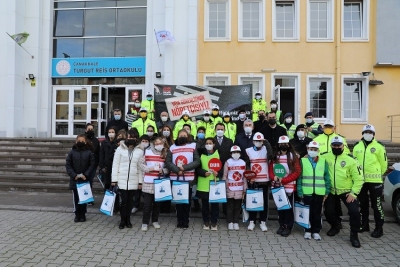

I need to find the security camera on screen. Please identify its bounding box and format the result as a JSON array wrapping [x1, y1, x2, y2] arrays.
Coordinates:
[[361, 72, 371, 76]]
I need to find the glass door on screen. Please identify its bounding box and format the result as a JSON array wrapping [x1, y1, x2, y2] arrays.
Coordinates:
[[99, 86, 109, 137], [125, 86, 144, 115]]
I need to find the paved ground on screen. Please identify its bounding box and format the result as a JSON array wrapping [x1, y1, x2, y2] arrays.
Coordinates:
[[0, 191, 399, 266]]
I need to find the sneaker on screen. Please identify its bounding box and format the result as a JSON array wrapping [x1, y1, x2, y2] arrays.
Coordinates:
[[152, 222, 161, 229], [228, 223, 234, 230], [247, 221, 255, 231], [141, 224, 148, 231], [304, 232, 312, 240], [233, 223, 240, 231], [312, 233, 322, 240], [203, 223, 210, 230], [211, 224, 218, 231], [131, 207, 138, 214], [260, 221, 268, 232]]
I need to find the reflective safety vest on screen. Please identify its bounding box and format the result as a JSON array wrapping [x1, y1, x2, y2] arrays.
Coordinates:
[[246, 146, 269, 182], [197, 150, 220, 192], [226, 158, 246, 191], [131, 118, 157, 137], [252, 98, 267, 121], [197, 120, 215, 138], [169, 142, 196, 181], [173, 119, 197, 139], [282, 124, 297, 139], [141, 100, 155, 120], [306, 122, 320, 139], [143, 149, 165, 183], [300, 158, 327, 196], [314, 133, 350, 155], [223, 122, 237, 141]]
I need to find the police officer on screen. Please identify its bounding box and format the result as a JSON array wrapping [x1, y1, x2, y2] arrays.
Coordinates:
[[304, 112, 323, 139], [197, 110, 215, 138], [131, 108, 158, 137], [173, 110, 197, 138], [141, 92, 155, 120], [281, 113, 296, 139], [251, 91, 267, 122], [314, 119, 350, 154], [353, 124, 387, 238], [321, 136, 364, 248]]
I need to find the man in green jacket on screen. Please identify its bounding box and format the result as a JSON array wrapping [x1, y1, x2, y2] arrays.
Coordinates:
[[320, 136, 364, 248], [353, 124, 387, 238], [251, 91, 267, 122], [173, 110, 197, 139], [131, 108, 157, 137], [141, 92, 155, 120], [314, 119, 350, 154]]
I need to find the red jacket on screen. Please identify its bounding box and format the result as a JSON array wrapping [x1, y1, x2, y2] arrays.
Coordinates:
[[268, 155, 301, 190]]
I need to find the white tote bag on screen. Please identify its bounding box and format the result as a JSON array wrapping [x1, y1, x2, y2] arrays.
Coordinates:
[[209, 180, 227, 203], [76, 182, 94, 204], [171, 181, 190, 204], [100, 190, 116, 216], [294, 202, 310, 228], [242, 202, 249, 222], [245, 189, 264, 211], [271, 186, 291, 210], [154, 178, 172, 202]]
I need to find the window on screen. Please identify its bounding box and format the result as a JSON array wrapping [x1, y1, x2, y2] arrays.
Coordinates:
[[307, 78, 334, 120], [343, 81, 365, 120], [273, 0, 300, 41], [342, 0, 369, 40], [239, 0, 264, 40], [239, 76, 265, 98], [308, 0, 333, 40], [54, 10, 84, 37], [205, 75, 230, 85], [205, 0, 230, 40]]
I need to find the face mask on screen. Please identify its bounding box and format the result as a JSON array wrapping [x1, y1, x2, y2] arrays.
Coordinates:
[[232, 153, 240, 160], [163, 131, 170, 137], [108, 133, 115, 139], [183, 116, 189, 121], [178, 137, 188, 145], [146, 97, 153, 101], [323, 128, 334, 135], [146, 131, 154, 137], [254, 141, 263, 148], [86, 130, 94, 138], [114, 114, 121, 120], [244, 127, 252, 134], [239, 114, 246, 119], [203, 116, 210, 122], [116, 138, 124, 143], [297, 131, 305, 138], [140, 142, 149, 149], [135, 103, 141, 108], [197, 132, 205, 139], [363, 133, 374, 142], [212, 111, 219, 116], [184, 129, 191, 134], [224, 117, 230, 123], [308, 150, 318, 158], [332, 147, 343, 156], [255, 95, 261, 100], [155, 145, 164, 151], [280, 145, 289, 151], [271, 104, 277, 109], [306, 118, 313, 124], [76, 142, 85, 148], [125, 139, 136, 147], [140, 113, 147, 119], [259, 115, 265, 121], [285, 118, 292, 124], [161, 116, 168, 122], [205, 144, 214, 151], [268, 119, 276, 125], [216, 130, 224, 137]]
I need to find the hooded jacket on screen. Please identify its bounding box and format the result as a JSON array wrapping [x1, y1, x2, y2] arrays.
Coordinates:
[[66, 144, 95, 190]]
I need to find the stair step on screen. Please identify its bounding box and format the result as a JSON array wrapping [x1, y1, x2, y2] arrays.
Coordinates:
[[0, 181, 103, 193], [0, 168, 66, 176], [0, 174, 70, 183], [0, 155, 66, 162]]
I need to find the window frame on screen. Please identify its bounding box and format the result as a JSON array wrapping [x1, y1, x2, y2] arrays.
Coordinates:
[[306, 75, 334, 123], [238, 74, 265, 98], [272, 0, 300, 42], [204, 74, 231, 85], [341, 75, 369, 123], [341, 0, 370, 42], [307, 0, 334, 42], [204, 0, 232, 41], [238, 0, 265, 42]]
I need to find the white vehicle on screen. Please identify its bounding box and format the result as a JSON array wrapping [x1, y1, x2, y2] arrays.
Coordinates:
[[384, 163, 400, 224]]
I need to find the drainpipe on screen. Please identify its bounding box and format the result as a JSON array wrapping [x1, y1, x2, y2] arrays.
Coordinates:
[[335, 0, 341, 132]]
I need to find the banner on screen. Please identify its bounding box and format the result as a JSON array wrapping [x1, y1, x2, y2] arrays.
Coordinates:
[[154, 84, 252, 121], [165, 91, 212, 121]]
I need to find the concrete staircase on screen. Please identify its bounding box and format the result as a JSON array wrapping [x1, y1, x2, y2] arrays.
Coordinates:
[[0, 138, 398, 193], [0, 139, 103, 193]]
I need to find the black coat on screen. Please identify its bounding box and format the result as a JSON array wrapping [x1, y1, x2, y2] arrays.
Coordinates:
[[87, 136, 100, 167], [214, 136, 233, 168], [105, 119, 128, 134], [66, 145, 95, 190], [99, 138, 118, 185], [260, 125, 287, 149], [290, 137, 313, 158], [235, 119, 247, 134], [156, 120, 176, 132]]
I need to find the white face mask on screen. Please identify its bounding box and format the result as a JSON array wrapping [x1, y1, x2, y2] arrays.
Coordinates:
[[363, 133, 374, 142], [141, 142, 149, 149], [254, 141, 263, 148], [239, 114, 246, 119], [146, 131, 154, 137], [161, 116, 168, 122], [255, 95, 261, 100], [203, 116, 210, 122], [232, 153, 240, 160], [205, 144, 214, 151], [108, 133, 115, 138], [155, 144, 164, 151], [306, 118, 313, 124], [244, 126, 252, 134], [163, 131, 170, 137], [134, 103, 141, 108], [271, 104, 277, 109], [285, 118, 292, 124], [308, 150, 319, 158], [216, 130, 224, 137], [297, 131, 305, 138]]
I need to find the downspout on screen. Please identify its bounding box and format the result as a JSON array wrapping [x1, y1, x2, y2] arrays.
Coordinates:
[[335, 0, 341, 131]]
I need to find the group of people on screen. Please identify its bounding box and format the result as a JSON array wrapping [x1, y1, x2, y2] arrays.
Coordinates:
[[65, 91, 388, 249]]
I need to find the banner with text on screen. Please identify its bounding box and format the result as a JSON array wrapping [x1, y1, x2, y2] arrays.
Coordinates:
[[165, 91, 212, 121]]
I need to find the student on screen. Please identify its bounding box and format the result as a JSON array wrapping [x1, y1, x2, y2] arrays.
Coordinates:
[[85, 123, 100, 205], [146, 125, 157, 141], [269, 136, 301, 237], [99, 126, 118, 190], [196, 138, 220, 230], [222, 145, 247, 231], [297, 141, 330, 241], [66, 134, 95, 223], [161, 125, 174, 146], [139, 137, 169, 231]]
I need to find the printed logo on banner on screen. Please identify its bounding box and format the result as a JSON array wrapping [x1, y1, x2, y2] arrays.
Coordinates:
[[56, 60, 71, 76], [163, 86, 172, 95], [240, 87, 250, 95]]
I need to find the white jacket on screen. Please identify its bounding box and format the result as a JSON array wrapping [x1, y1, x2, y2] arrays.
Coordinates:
[[112, 142, 144, 190]]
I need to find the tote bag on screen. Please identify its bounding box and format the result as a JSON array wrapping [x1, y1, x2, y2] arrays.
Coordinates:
[[171, 175, 189, 204], [154, 178, 173, 202], [294, 202, 310, 228], [271, 186, 291, 210], [76, 182, 94, 204], [245, 189, 264, 211], [209, 180, 227, 203], [100, 190, 116, 216]]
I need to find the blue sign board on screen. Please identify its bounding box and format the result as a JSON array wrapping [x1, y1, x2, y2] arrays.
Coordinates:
[[51, 57, 145, 77]]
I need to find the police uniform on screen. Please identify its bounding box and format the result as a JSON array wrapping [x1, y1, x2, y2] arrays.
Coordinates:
[[252, 98, 267, 121], [131, 117, 157, 137]]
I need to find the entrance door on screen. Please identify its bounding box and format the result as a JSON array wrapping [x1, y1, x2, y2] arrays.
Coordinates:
[[53, 86, 89, 136], [274, 77, 298, 124]]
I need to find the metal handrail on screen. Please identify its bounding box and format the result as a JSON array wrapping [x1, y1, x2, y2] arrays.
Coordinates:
[[387, 115, 400, 142]]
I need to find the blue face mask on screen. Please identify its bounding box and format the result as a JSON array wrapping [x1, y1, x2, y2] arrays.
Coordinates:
[[114, 115, 121, 120], [197, 133, 205, 139], [146, 97, 152, 101]]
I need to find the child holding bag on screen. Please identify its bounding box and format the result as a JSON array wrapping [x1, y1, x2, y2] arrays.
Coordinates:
[[269, 136, 301, 237], [222, 145, 247, 230]]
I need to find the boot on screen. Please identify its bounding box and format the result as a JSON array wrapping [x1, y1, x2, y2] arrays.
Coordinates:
[[327, 225, 340, 236], [350, 232, 361, 248], [80, 213, 86, 222], [119, 220, 126, 229], [126, 220, 133, 228], [359, 223, 370, 233], [371, 226, 383, 238], [74, 214, 80, 223]]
